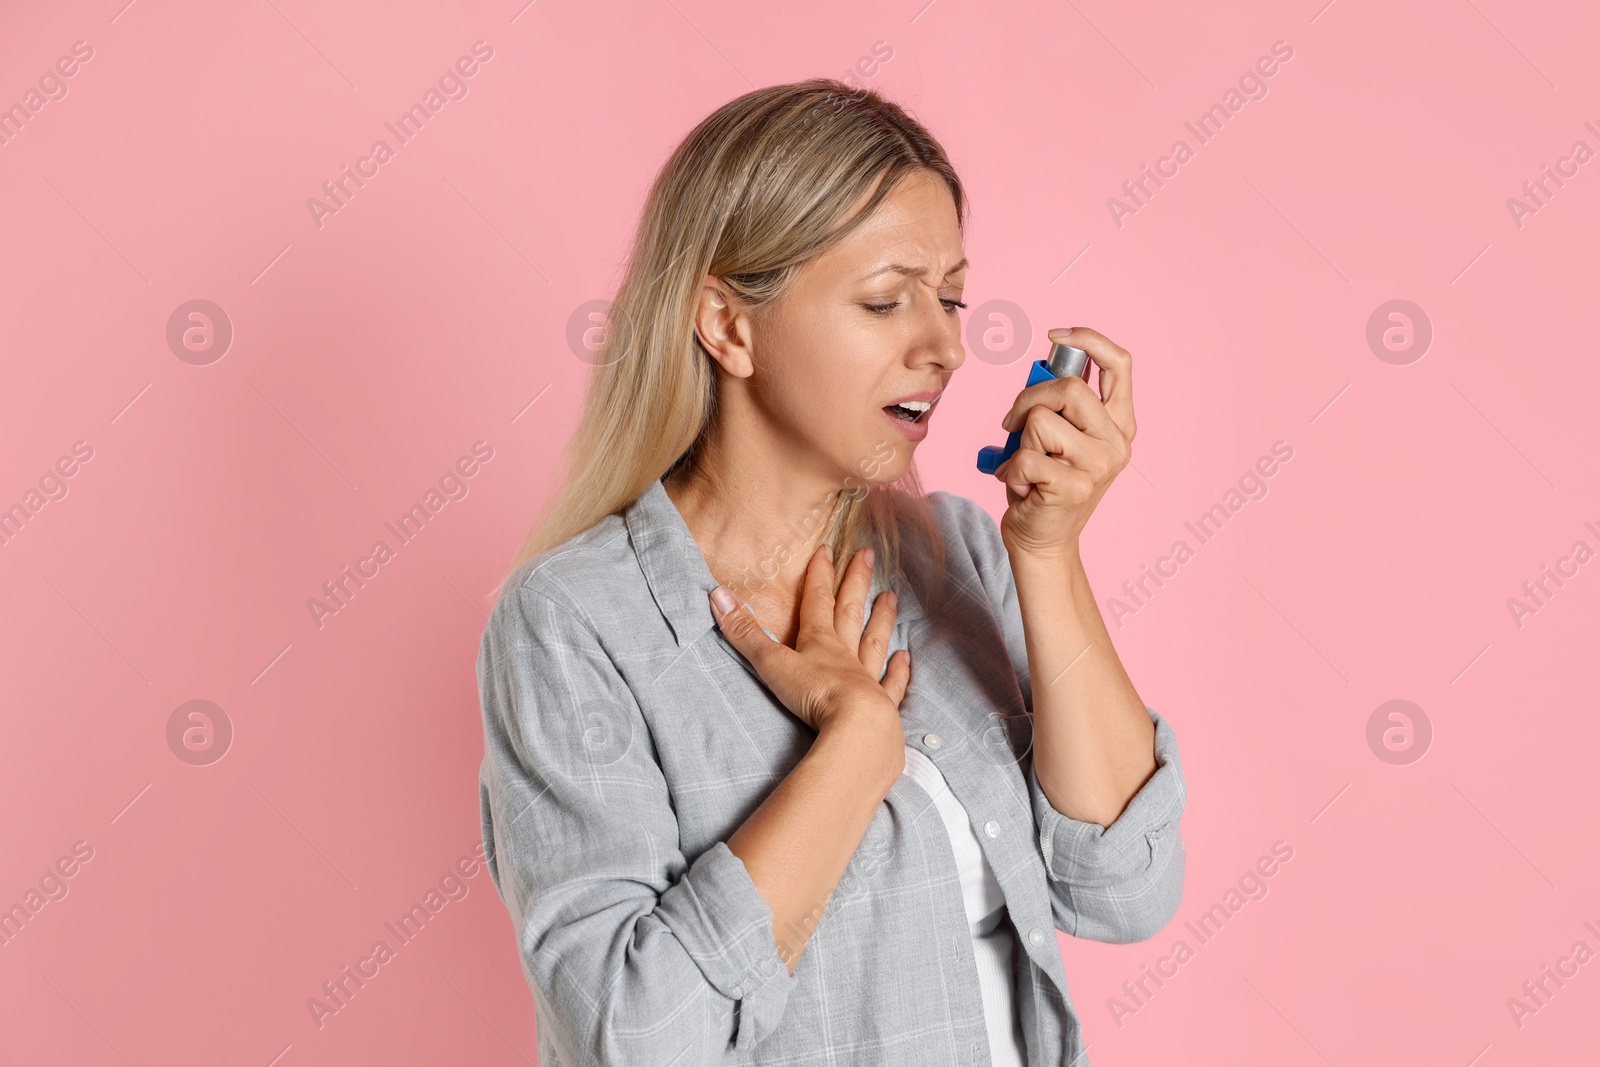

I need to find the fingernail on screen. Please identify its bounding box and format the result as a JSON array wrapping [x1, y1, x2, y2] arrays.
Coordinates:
[[821, 544, 833, 563], [862, 547, 875, 569], [710, 585, 737, 617], [886, 591, 897, 607]]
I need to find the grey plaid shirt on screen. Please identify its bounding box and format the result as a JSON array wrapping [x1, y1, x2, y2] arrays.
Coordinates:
[[477, 478, 1187, 1066]]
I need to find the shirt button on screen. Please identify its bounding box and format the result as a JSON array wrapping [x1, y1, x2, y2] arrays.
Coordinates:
[[923, 733, 943, 750], [983, 820, 1000, 838], [1028, 928, 1045, 947]]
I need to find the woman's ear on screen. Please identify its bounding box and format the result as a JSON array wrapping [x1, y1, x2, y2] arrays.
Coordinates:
[[693, 274, 756, 379]]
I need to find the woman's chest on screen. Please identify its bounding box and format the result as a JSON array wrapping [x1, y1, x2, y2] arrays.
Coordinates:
[[630, 612, 1036, 865]]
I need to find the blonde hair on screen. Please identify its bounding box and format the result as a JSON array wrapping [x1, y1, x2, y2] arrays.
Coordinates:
[[499, 79, 966, 610]]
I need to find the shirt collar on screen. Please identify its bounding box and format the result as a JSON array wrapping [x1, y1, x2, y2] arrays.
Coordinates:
[[623, 476, 926, 650]]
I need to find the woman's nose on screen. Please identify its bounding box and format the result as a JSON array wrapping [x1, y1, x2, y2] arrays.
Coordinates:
[[909, 295, 965, 372]]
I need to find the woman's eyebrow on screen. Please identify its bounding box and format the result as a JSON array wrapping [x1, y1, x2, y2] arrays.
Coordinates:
[[861, 256, 970, 281]]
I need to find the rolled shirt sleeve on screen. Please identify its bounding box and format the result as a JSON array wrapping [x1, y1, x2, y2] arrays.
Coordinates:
[[477, 578, 797, 1061], [1027, 706, 1187, 943], [945, 492, 1188, 944]]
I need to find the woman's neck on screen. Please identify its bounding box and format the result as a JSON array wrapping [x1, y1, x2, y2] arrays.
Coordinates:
[[663, 436, 850, 645]]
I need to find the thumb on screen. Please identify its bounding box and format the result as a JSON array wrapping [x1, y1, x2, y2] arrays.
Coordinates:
[[709, 585, 784, 672]]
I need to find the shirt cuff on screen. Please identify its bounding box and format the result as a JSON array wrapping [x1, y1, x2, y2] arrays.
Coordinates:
[[1031, 706, 1186, 888], [655, 840, 797, 1051]]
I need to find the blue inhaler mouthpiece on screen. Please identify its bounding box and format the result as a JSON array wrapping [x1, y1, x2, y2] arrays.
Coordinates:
[[975, 340, 1091, 475]]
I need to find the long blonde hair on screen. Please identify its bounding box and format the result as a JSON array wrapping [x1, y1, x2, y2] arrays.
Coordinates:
[[499, 79, 965, 610]]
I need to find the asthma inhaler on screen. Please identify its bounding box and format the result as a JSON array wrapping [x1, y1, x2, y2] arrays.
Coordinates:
[[975, 340, 1092, 475]]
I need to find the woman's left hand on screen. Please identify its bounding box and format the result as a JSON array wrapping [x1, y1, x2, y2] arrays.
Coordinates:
[[992, 326, 1136, 561]]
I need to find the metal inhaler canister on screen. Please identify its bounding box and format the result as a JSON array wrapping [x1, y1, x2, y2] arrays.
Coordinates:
[[975, 340, 1091, 475]]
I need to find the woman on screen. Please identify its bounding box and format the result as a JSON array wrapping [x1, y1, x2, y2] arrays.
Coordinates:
[[477, 78, 1186, 1066]]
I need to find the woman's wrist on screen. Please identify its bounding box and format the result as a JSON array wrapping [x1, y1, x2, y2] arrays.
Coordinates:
[[815, 707, 905, 796], [1008, 541, 1093, 609], [1001, 521, 1085, 569]]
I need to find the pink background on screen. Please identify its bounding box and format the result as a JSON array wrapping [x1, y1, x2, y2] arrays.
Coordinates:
[[3, 0, 1597, 1063]]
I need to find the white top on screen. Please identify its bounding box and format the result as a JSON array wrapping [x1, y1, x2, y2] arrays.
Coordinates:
[[901, 744, 1027, 1067]]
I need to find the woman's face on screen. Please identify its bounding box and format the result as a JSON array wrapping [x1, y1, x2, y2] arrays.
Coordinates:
[[730, 169, 968, 487]]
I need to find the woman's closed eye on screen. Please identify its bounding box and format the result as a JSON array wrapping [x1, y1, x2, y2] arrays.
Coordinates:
[[862, 298, 968, 316]]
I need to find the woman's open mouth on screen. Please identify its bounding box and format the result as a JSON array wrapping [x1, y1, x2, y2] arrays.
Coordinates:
[[880, 395, 938, 440], [883, 400, 932, 423]]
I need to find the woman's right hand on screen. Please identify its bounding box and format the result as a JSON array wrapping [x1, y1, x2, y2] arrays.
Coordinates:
[[709, 544, 911, 746]]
